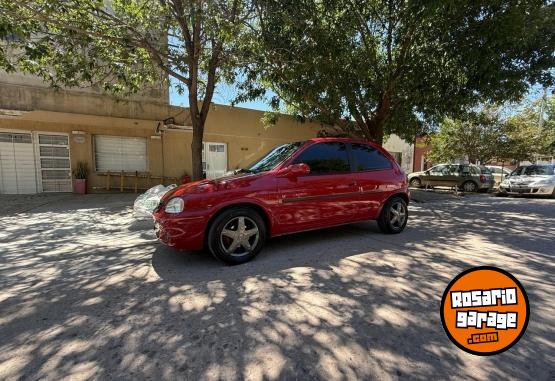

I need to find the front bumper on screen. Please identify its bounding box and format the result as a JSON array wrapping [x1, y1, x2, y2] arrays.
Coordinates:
[[499, 184, 555, 196], [153, 213, 208, 251]]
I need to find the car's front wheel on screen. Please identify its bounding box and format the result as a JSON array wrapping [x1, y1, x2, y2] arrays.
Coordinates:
[[409, 177, 421, 188], [207, 207, 266, 265], [377, 196, 408, 234]]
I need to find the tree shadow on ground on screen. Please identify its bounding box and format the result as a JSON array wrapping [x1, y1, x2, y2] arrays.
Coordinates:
[[0, 195, 553, 380]]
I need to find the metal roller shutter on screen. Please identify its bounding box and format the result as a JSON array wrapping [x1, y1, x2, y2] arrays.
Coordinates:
[[94, 135, 147, 172]]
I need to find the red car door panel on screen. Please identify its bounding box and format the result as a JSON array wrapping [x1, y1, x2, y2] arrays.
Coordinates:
[[275, 174, 358, 234], [274, 141, 358, 235]]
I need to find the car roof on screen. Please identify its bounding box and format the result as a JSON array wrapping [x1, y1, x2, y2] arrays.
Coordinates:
[[305, 137, 385, 148]]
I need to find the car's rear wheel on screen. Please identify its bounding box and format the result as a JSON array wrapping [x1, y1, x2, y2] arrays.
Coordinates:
[[409, 178, 421, 188], [462, 181, 478, 192], [207, 207, 266, 265], [377, 196, 408, 234]]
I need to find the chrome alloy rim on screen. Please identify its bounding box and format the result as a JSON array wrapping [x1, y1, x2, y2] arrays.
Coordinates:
[[219, 216, 259, 256], [463, 182, 476, 192], [389, 201, 407, 228]]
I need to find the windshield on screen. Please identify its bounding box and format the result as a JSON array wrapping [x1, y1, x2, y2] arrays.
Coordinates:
[[511, 165, 555, 176], [247, 142, 304, 173]]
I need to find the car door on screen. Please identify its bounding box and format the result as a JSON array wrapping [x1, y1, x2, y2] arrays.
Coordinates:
[[275, 141, 358, 234], [350, 143, 396, 219], [443, 164, 462, 187], [425, 165, 448, 186]]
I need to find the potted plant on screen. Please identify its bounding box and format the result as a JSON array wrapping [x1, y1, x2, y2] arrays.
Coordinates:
[[73, 161, 89, 194]]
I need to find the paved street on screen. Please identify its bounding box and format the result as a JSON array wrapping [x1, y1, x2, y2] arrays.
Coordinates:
[[0, 193, 554, 380]]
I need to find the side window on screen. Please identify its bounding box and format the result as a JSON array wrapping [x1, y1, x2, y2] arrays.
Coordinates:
[[430, 165, 446, 174], [470, 166, 480, 175], [351, 143, 392, 171], [293, 142, 350, 174], [448, 165, 460, 174]]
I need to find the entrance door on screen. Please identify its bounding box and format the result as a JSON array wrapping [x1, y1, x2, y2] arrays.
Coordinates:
[[203, 142, 227, 179], [0, 131, 38, 194], [36, 133, 72, 192]]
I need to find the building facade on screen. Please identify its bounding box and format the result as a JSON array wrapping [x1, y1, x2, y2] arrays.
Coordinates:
[[0, 72, 414, 194]]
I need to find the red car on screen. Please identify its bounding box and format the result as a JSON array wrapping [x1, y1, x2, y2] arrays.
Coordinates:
[[153, 138, 409, 264]]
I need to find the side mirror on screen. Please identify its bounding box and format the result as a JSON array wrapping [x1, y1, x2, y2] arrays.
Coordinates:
[[277, 163, 310, 178]]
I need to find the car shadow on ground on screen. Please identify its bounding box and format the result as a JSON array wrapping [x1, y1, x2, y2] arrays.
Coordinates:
[[0, 195, 553, 380]]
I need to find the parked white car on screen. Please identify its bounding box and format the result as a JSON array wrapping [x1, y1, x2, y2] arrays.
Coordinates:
[[498, 165, 555, 197], [486, 165, 512, 187]]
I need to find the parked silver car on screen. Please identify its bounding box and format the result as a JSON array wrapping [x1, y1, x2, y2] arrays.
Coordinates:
[[485, 165, 512, 187], [408, 164, 495, 192], [498, 164, 555, 197]]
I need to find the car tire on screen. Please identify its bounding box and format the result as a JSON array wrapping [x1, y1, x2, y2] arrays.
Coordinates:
[[462, 181, 478, 192], [409, 178, 421, 188], [207, 207, 266, 265], [377, 196, 408, 234]]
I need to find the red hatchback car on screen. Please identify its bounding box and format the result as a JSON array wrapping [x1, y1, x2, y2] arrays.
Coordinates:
[[153, 138, 409, 264]]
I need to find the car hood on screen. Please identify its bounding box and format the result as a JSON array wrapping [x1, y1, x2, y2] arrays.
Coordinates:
[[504, 175, 555, 184], [408, 171, 425, 177], [161, 172, 265, 200]]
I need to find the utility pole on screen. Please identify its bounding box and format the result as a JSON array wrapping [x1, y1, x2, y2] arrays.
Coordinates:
[[538, 87, 547, 129]]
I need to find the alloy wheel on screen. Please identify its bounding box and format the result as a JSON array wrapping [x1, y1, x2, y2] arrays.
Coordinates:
[[463, 181, 477, 192], [389, 201, 407, 228], [219, 216, 260, 256]]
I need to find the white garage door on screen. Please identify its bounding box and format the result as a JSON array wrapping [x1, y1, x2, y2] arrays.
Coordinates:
[[0, 132, 38, 194]]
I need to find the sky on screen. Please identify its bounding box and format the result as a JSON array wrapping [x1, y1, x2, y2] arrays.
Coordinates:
[[170, 81, 272, 111], [170, 82, 552, 113]]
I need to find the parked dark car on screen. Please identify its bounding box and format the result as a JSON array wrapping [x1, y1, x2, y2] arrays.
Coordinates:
[[408, 164, 495, 192], [153, 138, 410, 264]]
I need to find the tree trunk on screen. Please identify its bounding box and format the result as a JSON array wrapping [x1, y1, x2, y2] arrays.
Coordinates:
[[191, 122, 204, 180], [366, 117, 385, 145], [361, 93, 390, 145]]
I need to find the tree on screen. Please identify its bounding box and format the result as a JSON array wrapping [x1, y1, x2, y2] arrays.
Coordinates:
[[428, 96, 555, 165], [0, 0, 252, 180], [238, 0, 555, 144], [503, 93, 555, 159], [427, 109, 509, 164]]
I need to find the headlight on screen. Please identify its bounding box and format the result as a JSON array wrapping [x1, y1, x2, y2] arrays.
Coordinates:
[[165, 197, 184, 213]]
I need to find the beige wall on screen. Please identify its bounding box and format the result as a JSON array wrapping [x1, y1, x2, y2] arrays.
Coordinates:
[[1, 82, 414, 193], [382, 134, 414, 174], [0, 70, 169, 104], [0, 90, 322, 192]]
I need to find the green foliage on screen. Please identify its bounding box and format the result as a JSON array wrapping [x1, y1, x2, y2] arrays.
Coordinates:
[[429, 95, 555, 164], [503, 94, 555, 158], [239, 0, 555, 143], [0, 0, 253, 179], [72, 161, 89, 179]]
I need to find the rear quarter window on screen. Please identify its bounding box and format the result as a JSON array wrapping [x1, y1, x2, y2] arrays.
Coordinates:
[[351, 143, 392, 171]]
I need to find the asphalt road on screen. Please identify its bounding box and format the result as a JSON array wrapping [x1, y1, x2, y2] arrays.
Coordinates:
[[0, 193, 553, 380]]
